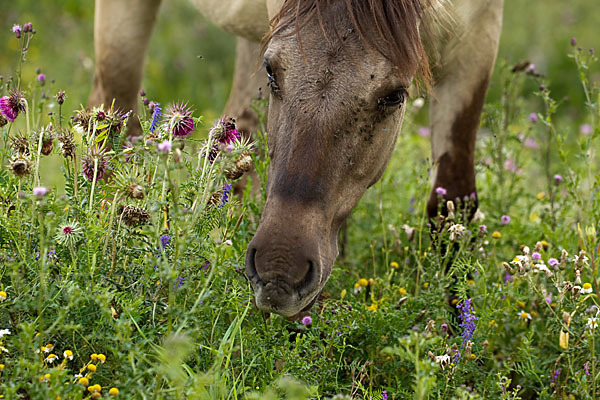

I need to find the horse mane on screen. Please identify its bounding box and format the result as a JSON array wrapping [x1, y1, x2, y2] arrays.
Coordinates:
[[266, 0, 438, 86]]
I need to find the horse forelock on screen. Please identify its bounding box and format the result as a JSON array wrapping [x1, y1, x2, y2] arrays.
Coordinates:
[[266, 0, 441, 86]]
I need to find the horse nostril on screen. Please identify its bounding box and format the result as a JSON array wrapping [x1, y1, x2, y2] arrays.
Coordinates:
[[297, 260, 318, 296], [245, 247, 263, 287]]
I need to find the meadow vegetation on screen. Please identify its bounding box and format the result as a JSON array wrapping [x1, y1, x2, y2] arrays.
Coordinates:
[[0, 2, 599, 399]]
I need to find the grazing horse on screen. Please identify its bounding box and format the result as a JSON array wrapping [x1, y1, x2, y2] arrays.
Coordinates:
[[90, 0, 503, 317]]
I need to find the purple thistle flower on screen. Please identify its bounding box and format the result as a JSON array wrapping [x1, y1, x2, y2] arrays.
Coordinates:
[[529, 113, 538, 123], [33, 186, 49, 197], [12, 24, 22, 38], [571, 37, 577, 47], [532, 252, 541, 261], [457, 298, 478, 347], [500, 215, 510, 225], [0, 90, 26, 122], [479, 225, 488, 235], [524, 137, 538, 149], [209, 117, 240, 145], [301, 315, 312, 326], [554, 174, 563, 184], [580, 124, 593, 135], [157, 140, 172, 153], [435, 187, 447, 196], [220, 184, 232, 207], [418, 127, 430, 137], [149, 103, 161, 133], [160, 235, 171, 250], [166, 103, 194, 137], [22, 23, 33, 33], [548, 258, 559, 268], [37, 74, 46, 86]]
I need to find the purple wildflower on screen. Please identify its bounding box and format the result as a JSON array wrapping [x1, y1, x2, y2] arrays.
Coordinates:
[[524, 137, 538, 149], [37, 74, 46, 86], [529, 113, 538, 123], [580, 124, 593, 135], [457, 298, 478, 347], [157, 140, 172, 153], [532, 252, 541, 261], [0, 90, 26, 122], [503, 273, 513, 284], [551, 368, 561, 386], [382, 390, 388, 400], [500, 215, 510, 225], [418, 127, 430, 137], [33, 186, 49, 197], [554, 174, 563, 184], [220, 184, 232, 207], [12, 25, 22, 38], [160, 235, 171, 250], [584, 361, 592, 376], [479, 225, 488, 235], [548, 258, 559, 268], [166, 103, 194, 137], [441, 323, 449, 333], [22, 23, 33, 33], [301, 315, 312, 326], [435, 187, 447, 196], [209, 117, 240, 145], [545, 292, 553, 305], [149, 103, 161, 133], [173, 276, 185, 289], [139, 89, 146, 97], [571, 37, 577, 47]]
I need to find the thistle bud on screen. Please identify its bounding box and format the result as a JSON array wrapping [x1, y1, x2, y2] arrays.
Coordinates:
[[127, 183, 145, 200]]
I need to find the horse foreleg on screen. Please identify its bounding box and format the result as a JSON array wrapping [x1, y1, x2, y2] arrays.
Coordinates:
[[89, 0, 162, 136], [426, 0, 504, 220], [224, 37, 265, 138]]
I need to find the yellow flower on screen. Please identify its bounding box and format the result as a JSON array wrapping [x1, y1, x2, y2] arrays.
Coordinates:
[[390, 261, 399, 269], [353, 282, 360, 289], [559, 330, 569, 349], [492, 231, 501, 239], [537, 192, 546, 201], [366, 303, 378, 312], [357, 278, 369, 288], [517, 301, 525, 309], [90, 353, 98, 362], [0, 291, 6, 301], [97, 354, 106, 363], [582, 282, 593, 294], [340, 289, 347, 300], [63, 350, 73, 360], [518, 311, 532, 321], [423, 282, 430, 289], [109, 387, 119, 396], [44, 344, 54, 353], [540, 240, 549, 250], [46, 354, 58, 363], [451, 298, 459, 306], [489, 320, 497, 327], [88, 384, 102, 393], [0, 364, 4, 370], [467, 280, 475, 286], [470, 353, 476, 360], [529, 212, 540, 223], [398, 287, 407, 296], [79, 377, 89, 386], [87, 364, 97, 372]]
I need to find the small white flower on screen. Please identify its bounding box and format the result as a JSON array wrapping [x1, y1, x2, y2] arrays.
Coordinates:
[[46, 354, 58, 363], [472, 209, 485, 222], [582, 283, 593, 294], [0, 329, 10, 338], [574, 251, 590, 269], [587, 317, 598, 330], [0, 346, 8, 353], [448, 224, 466, 241], [434, 354, 451, 370], [518, 311, 532, 321]]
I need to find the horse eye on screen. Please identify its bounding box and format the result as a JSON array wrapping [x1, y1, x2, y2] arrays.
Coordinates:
[[380, 89, 407, 107], [264, 61, 280, 94]]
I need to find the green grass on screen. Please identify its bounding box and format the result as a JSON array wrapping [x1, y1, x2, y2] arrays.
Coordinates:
[[1, 2, 599, 399]]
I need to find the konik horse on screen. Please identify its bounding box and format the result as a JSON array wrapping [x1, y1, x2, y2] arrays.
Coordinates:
[[90, 0, 503, 316]]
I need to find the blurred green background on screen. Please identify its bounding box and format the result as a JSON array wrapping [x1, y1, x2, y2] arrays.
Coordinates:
[[1, 0, 598, 124]]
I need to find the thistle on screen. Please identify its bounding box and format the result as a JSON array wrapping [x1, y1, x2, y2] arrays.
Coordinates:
[[57, 131, 76, 159], [0, 89, 26, 122], [81, 146, 109, 181], [119, 205, 151, 227], [35, 125, 55, 156], [56, 221, 83, 246], [74, 108, 93, 134], [10, 133, 30, 155], [164, 103, 194, 138], [225, 152, 253, 180], [209, 117, 240, 145], [10, 154, 32, 177]]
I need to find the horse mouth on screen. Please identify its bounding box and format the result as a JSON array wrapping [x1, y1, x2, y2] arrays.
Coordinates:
[[245, 248, 322, 316]]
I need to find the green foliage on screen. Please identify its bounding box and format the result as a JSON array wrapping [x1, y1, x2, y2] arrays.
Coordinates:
[[1, 4, 600, 400]]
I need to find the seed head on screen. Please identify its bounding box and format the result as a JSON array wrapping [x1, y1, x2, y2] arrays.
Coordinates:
[[10, 132, 30, 155], [127, 183, 146, 200], [119, 205, 151, 226], [10, 154, 32, 177], [57, 130, 76, 159], [81, 146, 109, 181]]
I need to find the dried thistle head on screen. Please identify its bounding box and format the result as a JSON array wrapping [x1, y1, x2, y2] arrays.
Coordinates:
[[225, 153, 253, 180], [81, 146, 109, 181], [119, 205, 150, 227], [35, 125, 55, 156], [57, 130, 76, 159], [10, 154, 32, 177], [74, 108, 92, 134], [10, 132, 30, 155]]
